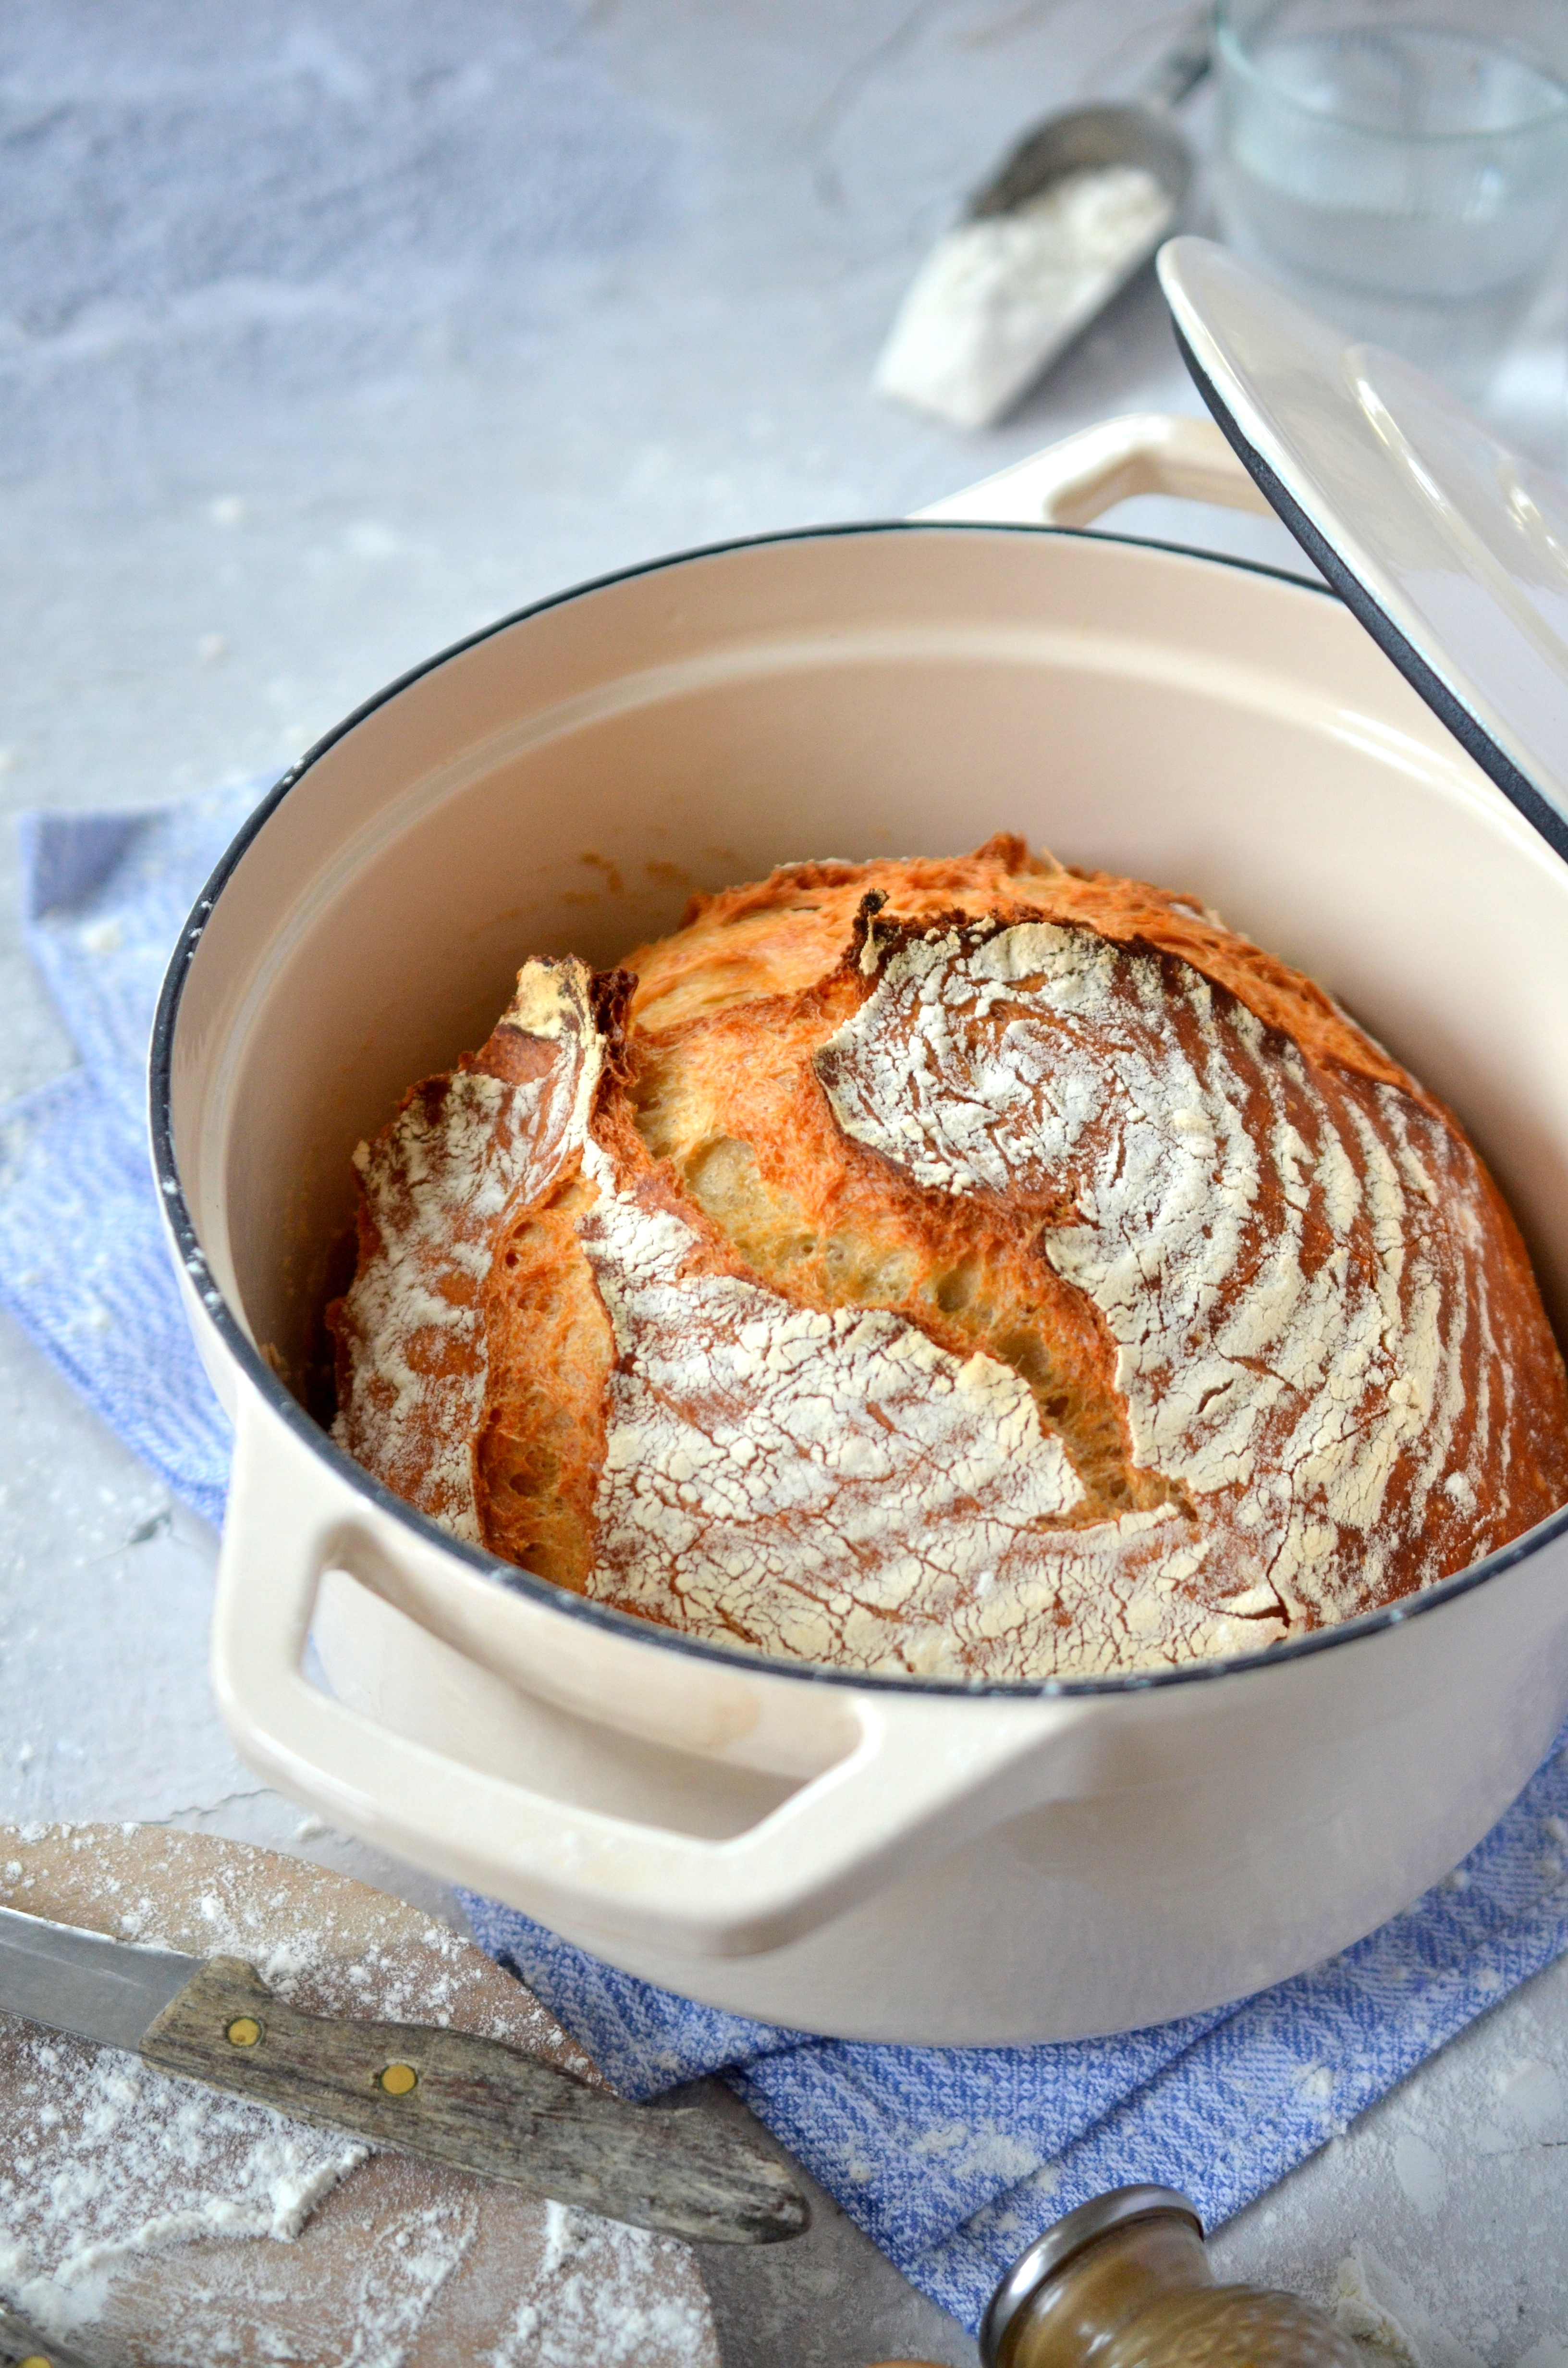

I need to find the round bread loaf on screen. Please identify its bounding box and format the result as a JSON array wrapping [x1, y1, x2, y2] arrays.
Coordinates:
[[328, 836, 1568, 1680]]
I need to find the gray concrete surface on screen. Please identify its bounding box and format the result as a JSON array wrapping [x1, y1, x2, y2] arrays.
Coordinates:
[[4, 5, 1568, 2363]]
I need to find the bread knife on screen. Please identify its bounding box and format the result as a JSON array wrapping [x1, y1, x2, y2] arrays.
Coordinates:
[[0, 1904, 807, 2245]]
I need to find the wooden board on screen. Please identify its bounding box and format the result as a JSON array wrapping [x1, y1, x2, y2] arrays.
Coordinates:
[[0, 1825, 720, 2367]]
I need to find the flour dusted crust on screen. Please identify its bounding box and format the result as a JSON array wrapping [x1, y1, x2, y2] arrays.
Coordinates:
[[329, 838, 1568, 1679], [329, 958, 611, 1543]]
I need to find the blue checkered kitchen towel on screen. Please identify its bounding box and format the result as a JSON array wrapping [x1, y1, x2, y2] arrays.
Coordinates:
[[6, 779, 1568, 2335]]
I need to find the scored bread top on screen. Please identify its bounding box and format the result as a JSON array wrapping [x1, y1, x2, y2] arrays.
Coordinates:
[[328, 836, 1568, 1680]]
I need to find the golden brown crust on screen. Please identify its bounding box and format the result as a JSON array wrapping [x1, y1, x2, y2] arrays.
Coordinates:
[[629, 956, 1157, 1524], [330, 841, 1568, 1678], [474, 1177, 612, 1589], [625, 833, 1410, 1093]]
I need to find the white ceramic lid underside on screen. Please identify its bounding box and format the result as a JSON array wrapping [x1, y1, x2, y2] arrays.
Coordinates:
[[1158, 236, 1568, 862]]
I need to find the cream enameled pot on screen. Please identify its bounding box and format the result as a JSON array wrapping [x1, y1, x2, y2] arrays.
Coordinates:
[[154, 395, 1568, 2045]]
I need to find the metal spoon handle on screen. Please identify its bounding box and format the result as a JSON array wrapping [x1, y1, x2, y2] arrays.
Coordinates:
[[1138, 4, 1213, 113]]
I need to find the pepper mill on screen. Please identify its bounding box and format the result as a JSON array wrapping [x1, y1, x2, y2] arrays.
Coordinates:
[[868, 2183, 1360, 2368]]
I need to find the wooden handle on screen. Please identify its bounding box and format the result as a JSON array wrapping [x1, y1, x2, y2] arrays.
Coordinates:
[[139, 1957, 808, 2246]]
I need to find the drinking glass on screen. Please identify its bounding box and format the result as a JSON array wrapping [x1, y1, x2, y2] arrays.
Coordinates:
[[1214, 0, 1568, 398]]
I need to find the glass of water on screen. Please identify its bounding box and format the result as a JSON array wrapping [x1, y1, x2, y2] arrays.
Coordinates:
[[1214, 0, 1568, 398]]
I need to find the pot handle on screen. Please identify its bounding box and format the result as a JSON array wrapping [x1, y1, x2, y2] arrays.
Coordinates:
[[213, 1388, 1088, 1959], [914, 411, 1273, 530]]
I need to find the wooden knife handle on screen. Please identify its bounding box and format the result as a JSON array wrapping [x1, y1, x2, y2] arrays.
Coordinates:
[[139, 1956, 807, 2246]]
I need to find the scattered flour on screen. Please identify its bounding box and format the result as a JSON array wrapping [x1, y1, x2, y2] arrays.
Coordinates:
[[0, 2020, 364, 2343], [311, 2193, 479, 2368], [0, 1850, 391, 2339], [1336, 2249, 1423, 2366], [0, 1831, 682, 2364], [1390, 2132, 1447, 2217], [491, 2201, 714, 2368]]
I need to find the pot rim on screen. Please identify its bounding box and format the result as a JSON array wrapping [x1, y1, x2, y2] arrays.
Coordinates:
[[148, 516, 1568, 1703]]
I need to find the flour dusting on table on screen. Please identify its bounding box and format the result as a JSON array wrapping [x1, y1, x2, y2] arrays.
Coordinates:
[[0, 1827, 716, 2365], [0, 2018, 364, 2342], [493, 2201, 716, 2368]]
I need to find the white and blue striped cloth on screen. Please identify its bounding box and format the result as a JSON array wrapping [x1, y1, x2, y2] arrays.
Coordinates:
[[6, 779, 1568, 2334]]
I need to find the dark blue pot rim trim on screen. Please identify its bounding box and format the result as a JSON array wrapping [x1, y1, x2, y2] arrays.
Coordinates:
[[1173, 321, 1568, 871]]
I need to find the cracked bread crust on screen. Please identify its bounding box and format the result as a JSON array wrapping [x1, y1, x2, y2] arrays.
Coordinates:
[[327, 836, 1568, 1679]]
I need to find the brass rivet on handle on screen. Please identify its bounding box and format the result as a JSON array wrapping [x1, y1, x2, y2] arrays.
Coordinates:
[[379, 2061, 418, 2096], [226, 2016, 263, 2047]]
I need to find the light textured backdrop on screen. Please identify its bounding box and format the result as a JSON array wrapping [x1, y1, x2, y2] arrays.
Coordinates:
[[3, 6, 1568, 2362]]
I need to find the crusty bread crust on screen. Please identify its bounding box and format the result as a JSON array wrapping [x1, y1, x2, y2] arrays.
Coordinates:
[[625, 834, 1410, 1089], [329, 838, 1568, 1679]]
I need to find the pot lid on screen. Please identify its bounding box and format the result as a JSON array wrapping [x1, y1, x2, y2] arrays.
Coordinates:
[[1157, 235, 1568, 865]]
